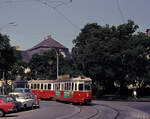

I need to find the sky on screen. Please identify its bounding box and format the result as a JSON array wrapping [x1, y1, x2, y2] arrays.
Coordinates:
[[0, 0, 150, 52]]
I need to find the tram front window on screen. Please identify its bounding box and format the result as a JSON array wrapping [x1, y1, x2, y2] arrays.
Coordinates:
[[85, 84, 91, 91], [79, 84, 83, 91]]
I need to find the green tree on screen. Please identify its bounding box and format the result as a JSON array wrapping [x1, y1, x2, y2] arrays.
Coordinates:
[[0, 34, 17, 80], [29, 49, 75, 80], [72, 20, 150, 96]]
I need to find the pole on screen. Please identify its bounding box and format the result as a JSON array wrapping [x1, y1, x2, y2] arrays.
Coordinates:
[[52, 48, 59, 78], [56, 52, 59, 78], [2, 72, 5, 95]]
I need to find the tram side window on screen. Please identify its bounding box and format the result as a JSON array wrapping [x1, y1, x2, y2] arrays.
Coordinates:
[[85, 84, 91, 90], [68, 83, 71, 90], [65, 83, 67, 90], [41, 84, 43, 90], [79, 84, 83, 91], [75, 83, 77, 91], [31, 84, 33, 89], [48, 84, 51, 90], [34, 84, 37, 89], [37, 84, 40, 89], [72, 83, 74, 91], [44, 84, 47, 90], [58, 84, 60, 90], [66, 83, 68, 90]]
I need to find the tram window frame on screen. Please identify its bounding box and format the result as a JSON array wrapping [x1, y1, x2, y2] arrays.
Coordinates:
[[41, 84, 43, 90], [66, 83, 68, 90], [72, 83, 74, 91], [31, 84, 33, 89], [58, 83, 60, 91], [75, 83, 77, 91], [34, 84, 37, 89], [61, 84, 63, 90], [68, 83, 71, 90], [37, 84, 40, 89], [28, 84, 31, 89], [79, 84, 84, 91], [84, 84, 91, 91], [44, 84, 47, 90], [48, 84, 51, 90], [65, 83, 67, 90]]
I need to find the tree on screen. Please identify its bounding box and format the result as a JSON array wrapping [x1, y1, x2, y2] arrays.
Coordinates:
[[72, 20, 150, 96], [28, 49, 75, 80], [0, 34, 17, 80]]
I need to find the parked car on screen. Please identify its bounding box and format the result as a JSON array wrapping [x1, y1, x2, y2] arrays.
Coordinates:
[[0, 95, 22, 112], [14, 88, 31, 93], [9, 92, 35, 110], [29, 93, 40, 108], [0, 100, 14, 117], [13, 88, 40, 108]]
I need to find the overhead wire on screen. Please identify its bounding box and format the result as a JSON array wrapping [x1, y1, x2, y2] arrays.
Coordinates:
[[1, 0, 79, 30], [34, 0, 79, 30], [116, 0, 125, 23]]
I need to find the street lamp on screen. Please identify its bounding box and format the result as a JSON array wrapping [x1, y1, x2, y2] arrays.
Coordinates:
[[0, 22, 17, 31]]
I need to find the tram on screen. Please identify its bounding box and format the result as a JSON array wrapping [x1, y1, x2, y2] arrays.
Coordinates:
[[54, 75, 92, 104], [28, 80, 55, 100], [28, 75, 92, 104]]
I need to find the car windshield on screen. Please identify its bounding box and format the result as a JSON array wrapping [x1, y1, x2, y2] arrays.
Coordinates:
[[14, 88, 31, 93], [10, 94, 25, 99], [14, 88, 23, 93]]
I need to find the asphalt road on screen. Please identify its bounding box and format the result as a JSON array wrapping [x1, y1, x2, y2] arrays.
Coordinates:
[[4, 100, 150, 119]]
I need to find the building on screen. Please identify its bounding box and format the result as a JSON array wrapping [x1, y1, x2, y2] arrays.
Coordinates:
[[21, 35, 71, 62]]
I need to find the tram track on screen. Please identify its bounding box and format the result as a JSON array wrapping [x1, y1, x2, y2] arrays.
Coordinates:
[[97, 104, 120, 119], [86, 106, 100, 119], [56, 101, 121, 119]]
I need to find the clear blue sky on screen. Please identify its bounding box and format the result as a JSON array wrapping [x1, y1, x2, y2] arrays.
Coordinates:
[[0, 0, 150, 51]]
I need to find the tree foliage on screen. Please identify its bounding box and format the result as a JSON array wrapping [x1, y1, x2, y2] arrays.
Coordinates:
[[0, 34, 18, 79], [28, 50, 75, 80], [72, 20, 150, 95]]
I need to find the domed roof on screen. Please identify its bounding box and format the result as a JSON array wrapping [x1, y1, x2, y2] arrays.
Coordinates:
[[28, 35, 67, 51]]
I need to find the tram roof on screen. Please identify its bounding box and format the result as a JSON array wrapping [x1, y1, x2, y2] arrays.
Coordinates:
[[55, 76, 92, 82], [28, 80, 54, 83]]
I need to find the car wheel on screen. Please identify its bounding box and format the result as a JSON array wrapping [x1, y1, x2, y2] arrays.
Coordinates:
[[0, 110, 5, 117], [24, 104, 27, 110]]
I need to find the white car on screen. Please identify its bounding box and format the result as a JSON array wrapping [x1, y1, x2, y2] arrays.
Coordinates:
[[9, 92, 35, 110]]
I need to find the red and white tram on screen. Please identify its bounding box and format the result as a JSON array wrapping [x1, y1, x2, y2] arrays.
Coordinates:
[[28, 75, 92, 104], [28, 80, 55, 100], [54, 75, 92, 104]]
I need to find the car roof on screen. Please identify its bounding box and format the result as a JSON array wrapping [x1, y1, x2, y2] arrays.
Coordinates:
[[9, 92, 24, 95]]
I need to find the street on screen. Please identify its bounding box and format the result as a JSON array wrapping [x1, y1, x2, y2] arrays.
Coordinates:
[[3, 100, 150, 119]]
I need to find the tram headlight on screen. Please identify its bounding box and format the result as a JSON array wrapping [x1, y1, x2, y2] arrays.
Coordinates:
[[71, 91, 74, 95]]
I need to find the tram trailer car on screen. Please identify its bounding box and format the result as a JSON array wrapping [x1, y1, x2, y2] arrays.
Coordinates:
[[28, 80, 55, 100], [54, 76, 92, 104]]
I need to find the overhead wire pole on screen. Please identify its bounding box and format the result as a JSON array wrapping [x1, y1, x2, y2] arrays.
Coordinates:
[[52, 47, 59, 78]]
